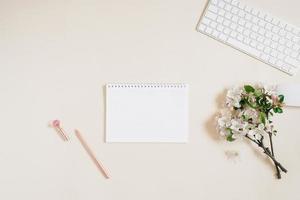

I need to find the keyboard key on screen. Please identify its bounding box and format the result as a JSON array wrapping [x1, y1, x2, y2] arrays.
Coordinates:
[[212, 30, 220, 38], [293, 44, 300, 51], [265, 15, 273, 22], [232, 15, 238, 22], [251, 9, 259, 16], [284, 48, 292, 55], [287, 66, 299, 75], [211, 0, 218, 5], [232, 7, 239, 14], [272, 34, 279, 42], [252, 25, 259, 32], [230, 23, 237, 30], [206, 11, 218, 20], [286, 41, 293, 48], [217, 24, 225, 32], [285, 25, 293, 32], [227, 37, 261, 57], [292, 28, 300, 35], [244, 29, 250, 37], [292, 37, 299, 43], [265, 23, 273, 30], [238, 2, 245, 9], [264, 47, 271, 54], [279, 38, 286, 45], [250, 32, 258, 39], [219, 33, 228, 41], [237, 26, 244, 33], [224, 27, 231, 34], [261, 53, 270, 61], [257, 43, 264, 50], [224, 4, 232, 11], [278, 45, 285, 52], [278, 53, 285, 60], [265, 31, 272, 38], [217, 16, 224, 23], [257, 36, 264, 43], [250, 40, 257, 47], [291, 51, 298, 58], [202, 17, 211, 25], [231, 0, 239, 6], [286, 32, 293, 40], [264, 39, 271, 46], [238, 10, 246, 18], [245, 22, 252, 29], [270, 50, 278, 57], [237, 34, 244, 41], [211, 21, 218, 28], [279, 29, 286, 36], [245, 14, 252, 21], [218, 1, 225, 8], [276, 60, 284, 67], [285, 56, 300, 66], [245, 6, 252, 13], [244, 37, 251, 44], [238, 19, 246, 26], [270, 42, 278, 49], [209, 5, 219, 13], [206, 27, 213, 34], [258, 12, 265, 19], [258, 20, 266, 27], [258, 28, 266, 35], [219, 9, 226, 16], [198, 24, 206, 32], [225, 12, 232, 19], [272, 26, 280, 34], [272, 18, 280, 26], [230, 31, 238, 37], [269, 57, 277, 65], [223, 19, 231, 26], [252, 17, 259, 23]]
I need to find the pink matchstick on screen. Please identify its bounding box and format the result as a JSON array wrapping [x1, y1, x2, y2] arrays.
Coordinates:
[[52, 120, 69, 141]]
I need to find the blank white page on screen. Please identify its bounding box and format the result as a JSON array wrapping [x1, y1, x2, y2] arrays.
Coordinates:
[[106, 83, 189, 142]]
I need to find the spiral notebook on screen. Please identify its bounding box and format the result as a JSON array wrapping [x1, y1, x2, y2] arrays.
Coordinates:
[[106, 83, 189, 142]]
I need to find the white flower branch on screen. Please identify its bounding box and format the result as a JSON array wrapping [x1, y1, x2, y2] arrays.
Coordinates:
[[216, 84, 287, 179]]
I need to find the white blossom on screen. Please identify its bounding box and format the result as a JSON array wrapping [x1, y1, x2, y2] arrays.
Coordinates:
[[226, 86, 243, 108], [264, 84, 278, 95]]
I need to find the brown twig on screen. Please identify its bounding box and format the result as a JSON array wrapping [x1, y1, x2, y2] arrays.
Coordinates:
[[245, 134, 287, 179], [267, 132, 281, 179]]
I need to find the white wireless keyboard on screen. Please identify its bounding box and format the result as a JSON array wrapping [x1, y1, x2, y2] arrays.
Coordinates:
[[197, 0, 300, 75]]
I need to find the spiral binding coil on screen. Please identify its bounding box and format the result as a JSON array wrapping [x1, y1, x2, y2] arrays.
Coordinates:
[[107, 83, 187, 88]]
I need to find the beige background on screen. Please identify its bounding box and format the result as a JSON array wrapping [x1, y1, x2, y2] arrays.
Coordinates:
[[0, 0, 300, 199]]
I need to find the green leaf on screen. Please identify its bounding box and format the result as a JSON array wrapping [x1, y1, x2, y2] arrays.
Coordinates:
[[240, 99, 246, 105], [256, 97, 264, 105], [226, 128, 235, 142], [254, 89, 262, 97], [266, 103, 272, 109], [273, 107, 283, 113], [245, 98, 258, 109], [244, 85, 255, 93], [278, 95, 284, 103], [226, 134, 235, 142], [259, 112, 266, 124], [277, 107, 283, 113]]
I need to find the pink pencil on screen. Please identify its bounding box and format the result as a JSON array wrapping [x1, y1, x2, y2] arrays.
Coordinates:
[[74, 129, 110, 179]]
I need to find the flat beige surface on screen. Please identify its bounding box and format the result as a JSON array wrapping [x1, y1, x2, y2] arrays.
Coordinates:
[[0, 0, 300, 199]]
